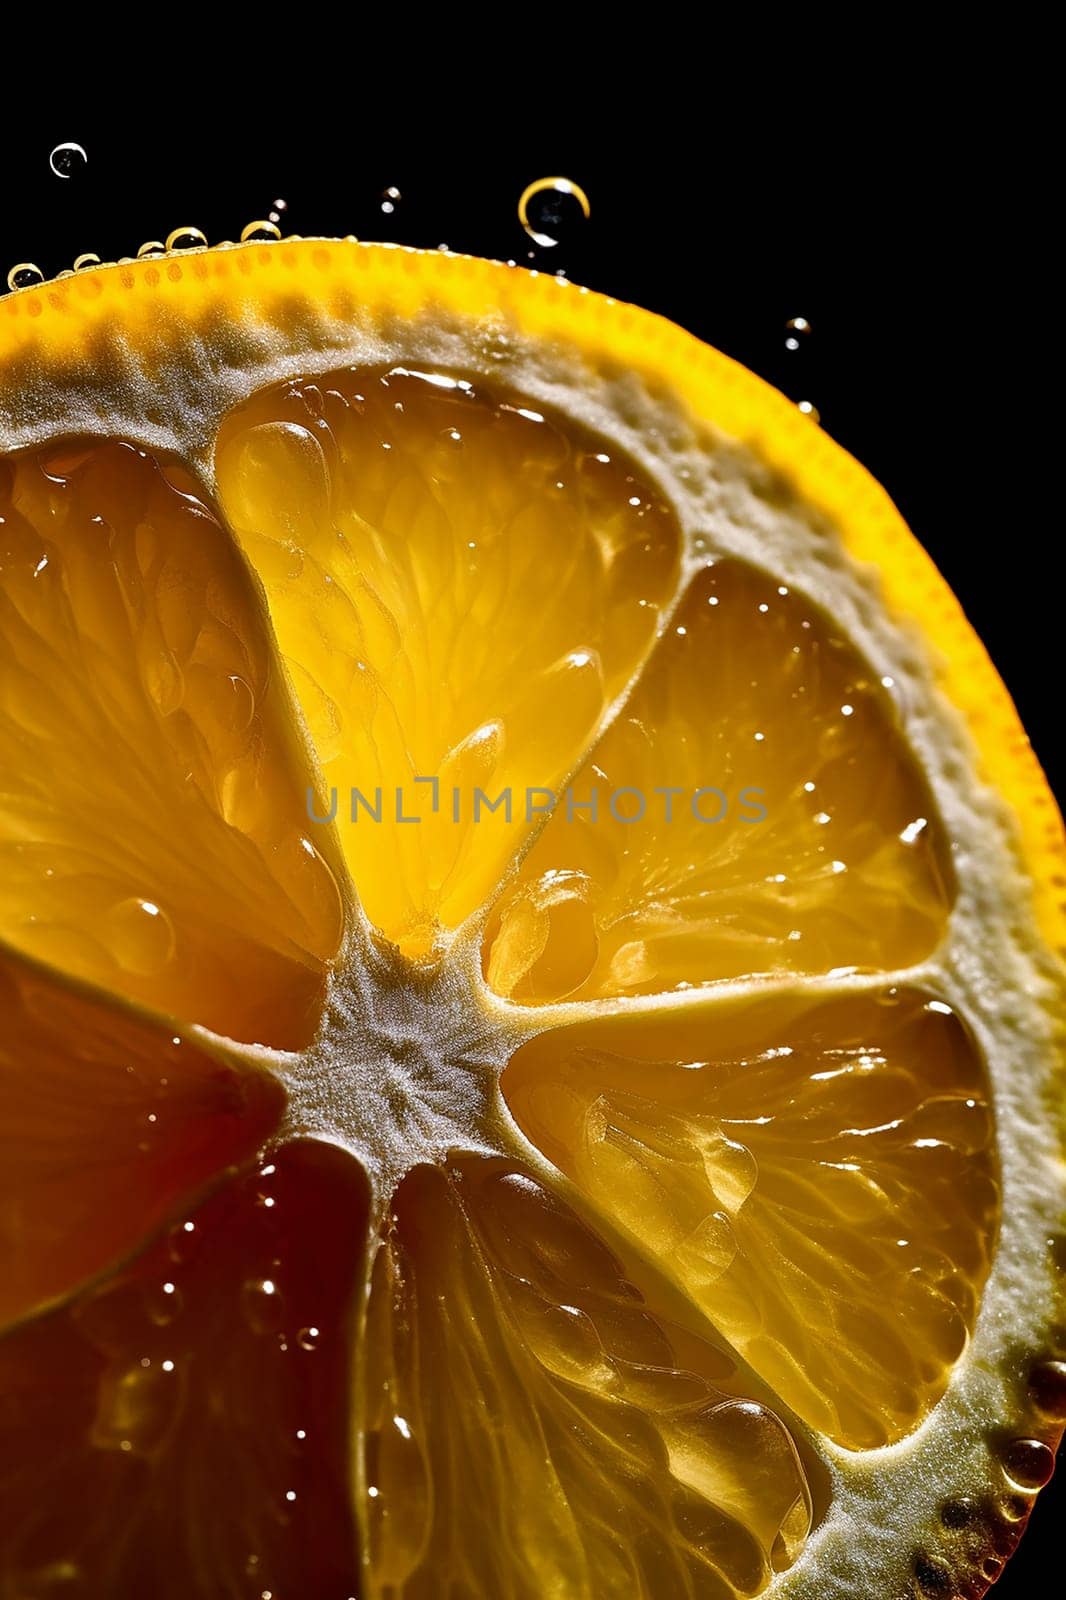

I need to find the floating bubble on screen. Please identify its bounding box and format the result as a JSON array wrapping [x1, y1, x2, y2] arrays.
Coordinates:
[[49, 141, 87, 179], [518, 177, 591, 248]]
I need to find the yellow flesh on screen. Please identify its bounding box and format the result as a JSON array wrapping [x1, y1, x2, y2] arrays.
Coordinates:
[[0, 357, 1015, 1598]]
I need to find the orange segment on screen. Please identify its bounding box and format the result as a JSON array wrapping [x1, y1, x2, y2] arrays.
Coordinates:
[[503, 986, 998, 1449], [0, 440, 344, 1046], [0, 1138, 367, 1599], [484, 560, 953, 1001], [0, 942, 283, 1330], [365, 1156, 811, 1598], [214, 368, 680, 958]]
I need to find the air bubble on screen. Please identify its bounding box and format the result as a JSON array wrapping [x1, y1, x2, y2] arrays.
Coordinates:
[[518, 176, 591, 248], [6, 263, 44, 291], [165, 226, 208, 252], [298, 1326, 320, 1351], [241, 220, 282, 243], [49, 141, 88, 179]]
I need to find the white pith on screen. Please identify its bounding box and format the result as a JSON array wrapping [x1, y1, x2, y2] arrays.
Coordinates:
[[1, 241, 1063, 1600]]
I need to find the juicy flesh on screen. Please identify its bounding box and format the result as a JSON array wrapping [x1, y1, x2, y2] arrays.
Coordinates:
[[0, 369, 997, 1598]]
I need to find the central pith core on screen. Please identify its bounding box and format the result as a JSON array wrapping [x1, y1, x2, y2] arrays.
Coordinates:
[[281, 935, 517, 1199]]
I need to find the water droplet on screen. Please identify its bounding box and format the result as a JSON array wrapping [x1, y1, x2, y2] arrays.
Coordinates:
[[242, 1278, 285, 1336], [49, 141, 88, 179], [797, 400, 820, 422], [1029, 1358, 1066, 1420], [518, 176, 591, 248], [381, 185, 401, 215], [1002, 1436, 1056, 1489], [272, 198, 288, 213], [241, 220, 282, 244], [785, 315, 811, 350], [137, 240, 166, 258], [73, 253, 101, 272], [298, 1326, 320, 1351], [146, 1279, 183, 1325], [165, 226, 208, 252], [105, 897, 176, 978], [6, 262, 45, 291]]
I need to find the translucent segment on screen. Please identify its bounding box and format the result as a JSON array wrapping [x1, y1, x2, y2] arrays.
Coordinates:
[[0, 1138, 367, 1599], [0, 942, 283, 1331], [0, 442, 345, 1048], [365, 1156, 810, 1599], [484, 561, 952, 1002], [214, 369, 681, 959], [503, 987, 998, 1450]]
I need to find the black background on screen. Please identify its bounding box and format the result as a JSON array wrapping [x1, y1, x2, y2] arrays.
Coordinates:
[[2, 104, 1058, 1595]]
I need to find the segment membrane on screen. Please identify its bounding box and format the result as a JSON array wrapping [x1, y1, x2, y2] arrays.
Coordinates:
[[503, 987, 998, 1449], [0, 442, 344, 1047], [484, 561, 952, 1001], [364, 1156, 810, 1598], [215, 369, 681, 958]]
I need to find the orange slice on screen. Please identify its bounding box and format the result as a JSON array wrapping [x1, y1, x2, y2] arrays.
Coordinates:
[[0, 239, 1063, 1600]]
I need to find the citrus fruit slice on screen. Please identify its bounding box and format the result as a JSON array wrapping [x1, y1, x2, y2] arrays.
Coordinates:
[[1, 239, 1063, 1600]]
